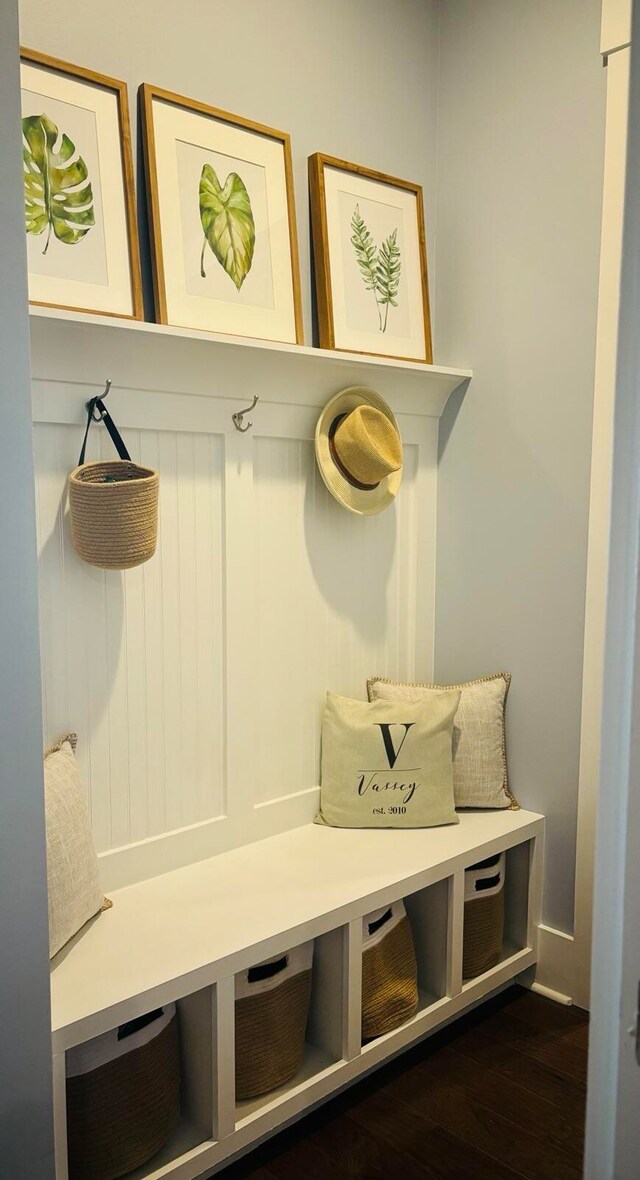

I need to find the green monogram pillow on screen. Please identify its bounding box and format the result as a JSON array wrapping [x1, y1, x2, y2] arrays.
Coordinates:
[[316, 691, 461, 829]]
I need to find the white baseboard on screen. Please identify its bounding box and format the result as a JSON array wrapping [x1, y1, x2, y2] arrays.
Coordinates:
[[530, 980, 573, 1005], [534, 923, 576, 1004]]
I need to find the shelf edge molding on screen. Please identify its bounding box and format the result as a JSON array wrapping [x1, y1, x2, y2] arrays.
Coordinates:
[[29, 305, 472, 420]]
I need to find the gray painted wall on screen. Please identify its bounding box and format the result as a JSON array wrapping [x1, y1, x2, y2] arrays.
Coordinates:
[[0, 2, 54, 1174], [434, 0, 606, 933], [19, 0, 441, 342]]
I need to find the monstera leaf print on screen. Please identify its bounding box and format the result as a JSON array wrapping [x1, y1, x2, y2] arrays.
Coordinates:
[[199, 165, 255, 289], [22, 114, 95, 254]]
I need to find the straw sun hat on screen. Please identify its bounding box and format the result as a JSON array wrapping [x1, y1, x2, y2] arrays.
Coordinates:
[[315, 387, 403, 515]]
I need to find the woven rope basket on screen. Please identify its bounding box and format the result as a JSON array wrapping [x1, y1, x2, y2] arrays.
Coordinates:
[[235, 943, 314, 1100], [69, 459, 159, 570], [361, 900, 418, 1042], [463, 852, 506, 979], [66, 1006, 180, 1180]]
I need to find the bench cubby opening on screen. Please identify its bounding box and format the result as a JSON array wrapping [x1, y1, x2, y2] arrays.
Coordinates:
[[504, 837, 535, 957], [461, 833, 539, 990], [359, 879, 452, 1054], [235, 926, 347, 1127], [60, 986, 217, 1180]]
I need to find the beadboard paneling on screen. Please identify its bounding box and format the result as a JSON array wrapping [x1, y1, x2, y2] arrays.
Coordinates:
[[32, 375, 437, 887], [34, 421, 225, 853], [253, 435, 422, 806]]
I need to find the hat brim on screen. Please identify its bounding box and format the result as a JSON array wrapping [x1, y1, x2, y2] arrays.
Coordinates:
[[315, 387, 402, 516]]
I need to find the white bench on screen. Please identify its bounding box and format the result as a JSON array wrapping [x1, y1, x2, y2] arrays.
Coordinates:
[[51, 809, 544, 1179]]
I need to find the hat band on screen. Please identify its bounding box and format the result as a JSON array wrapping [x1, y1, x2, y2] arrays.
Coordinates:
[[328, 415, 381, 492]]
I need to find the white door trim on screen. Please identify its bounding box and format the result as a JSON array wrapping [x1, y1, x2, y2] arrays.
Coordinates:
[[573, 44, 631, 1012], [585, 5, 640, 1173]]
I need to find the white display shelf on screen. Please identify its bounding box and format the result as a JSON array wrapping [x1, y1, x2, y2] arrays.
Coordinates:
[[29, 305, 472, 419], [51, 811, 544, 1180]]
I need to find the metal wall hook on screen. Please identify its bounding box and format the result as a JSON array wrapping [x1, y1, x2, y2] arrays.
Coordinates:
[[89, 378, 112, 421], [232, 394, 259, 433]]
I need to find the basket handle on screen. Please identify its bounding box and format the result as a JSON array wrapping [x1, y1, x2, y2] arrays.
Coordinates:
[[117, 1008, 164, 1041], [78, 394, 132, 466], [474, 872, 502, 894], [247, 956, 288, 984], [368, 907, 393, 936]]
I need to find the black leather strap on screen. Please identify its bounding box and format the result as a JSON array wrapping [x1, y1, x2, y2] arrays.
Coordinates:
[[78, 396, 131, 466]]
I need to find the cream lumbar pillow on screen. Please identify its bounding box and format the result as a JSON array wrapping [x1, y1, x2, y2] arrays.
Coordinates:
[[316, 691, 460, 829], [45, 734, 111, 958], [367, 673, 517, 810]]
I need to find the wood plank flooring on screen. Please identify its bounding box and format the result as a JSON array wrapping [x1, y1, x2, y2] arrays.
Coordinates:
[[220, 986, 588, 1180]]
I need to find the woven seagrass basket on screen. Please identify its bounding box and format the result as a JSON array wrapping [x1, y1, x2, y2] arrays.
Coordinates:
[[66, 1005, 180, 1180], [235, 942, 314, 1100], [463, 852, 506, 979], [69, 460, 159, 570], [361, 900, 418, 1042], [68, 388, 159, 570]]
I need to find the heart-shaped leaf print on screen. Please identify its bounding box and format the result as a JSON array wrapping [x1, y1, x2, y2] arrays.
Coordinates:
[[22, 113, 95, 254], [199, 165, 255, 290]]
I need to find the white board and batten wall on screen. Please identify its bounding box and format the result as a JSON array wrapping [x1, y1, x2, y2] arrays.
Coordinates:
[[31, 311, 456, 892], [21, 0, 448, 899]]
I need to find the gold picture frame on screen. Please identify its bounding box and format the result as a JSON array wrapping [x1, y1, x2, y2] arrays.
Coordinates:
[[309, 152, 432, 364], [140, 84, 304, 345], [20, 47, 143, 320]]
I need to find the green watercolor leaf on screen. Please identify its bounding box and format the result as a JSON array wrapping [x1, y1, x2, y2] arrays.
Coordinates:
[[350, 205, 402, 333], [199, 165, 255, 289], [376, 228, 402, 331], [351, 204, 378, 292], [22, 114, 95, 254]]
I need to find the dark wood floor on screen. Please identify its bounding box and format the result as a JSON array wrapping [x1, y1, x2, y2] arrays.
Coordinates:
[[220, 985, 589, 1180]]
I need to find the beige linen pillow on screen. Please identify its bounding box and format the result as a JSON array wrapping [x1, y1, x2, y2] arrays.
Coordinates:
[[367, 673, 516, 810], [316, 691, 460, 829], [45, 735, 111, 958]]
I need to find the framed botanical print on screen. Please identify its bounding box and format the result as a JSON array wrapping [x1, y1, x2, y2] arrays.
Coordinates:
[[309, 153, 433, 363], [20, 49, 142, 319], [140, 84, 304, 344]]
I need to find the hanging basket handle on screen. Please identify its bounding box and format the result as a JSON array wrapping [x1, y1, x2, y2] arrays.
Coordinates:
[[246, 956, 289, 985], [78, 389, 132, 466]]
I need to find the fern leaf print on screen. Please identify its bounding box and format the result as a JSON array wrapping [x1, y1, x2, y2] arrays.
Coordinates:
[[376, 229, 402, 332], [350, 205, 401, 333], [351, 205, 378, 291]]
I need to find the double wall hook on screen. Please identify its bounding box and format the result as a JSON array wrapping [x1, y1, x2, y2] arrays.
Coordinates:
[[232, 394, 259, 433], [89, 378, 112, 421]]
